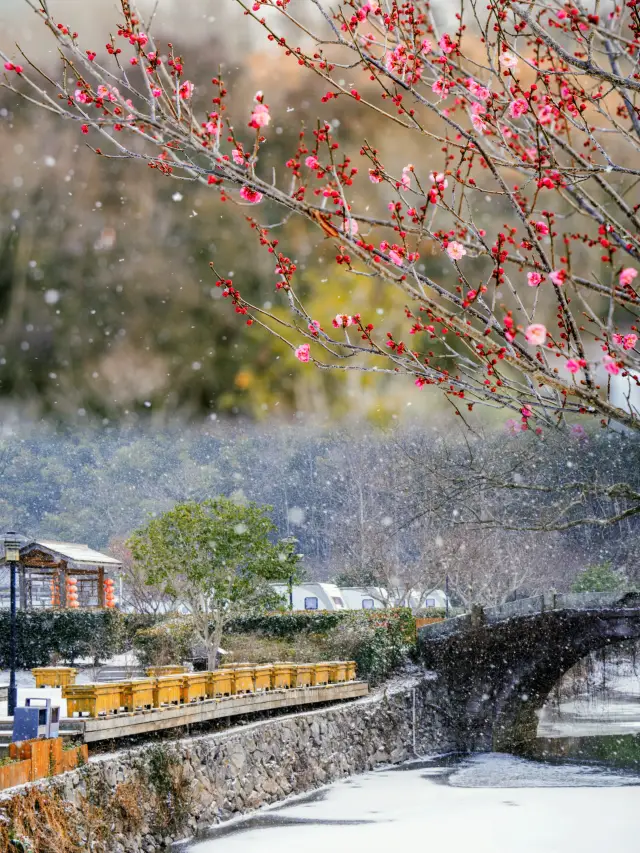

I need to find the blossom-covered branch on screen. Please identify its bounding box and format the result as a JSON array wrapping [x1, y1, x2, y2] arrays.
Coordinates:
[[4, 0, 640, 431]]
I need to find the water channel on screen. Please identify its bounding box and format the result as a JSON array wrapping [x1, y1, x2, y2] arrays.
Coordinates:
[[181, 648, 640, 852]]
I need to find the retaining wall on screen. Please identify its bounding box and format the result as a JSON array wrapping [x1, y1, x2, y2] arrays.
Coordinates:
[[0, 678, 453, 853]]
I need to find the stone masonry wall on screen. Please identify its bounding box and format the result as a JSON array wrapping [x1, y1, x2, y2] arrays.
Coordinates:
[[0, 678, 454, 853]]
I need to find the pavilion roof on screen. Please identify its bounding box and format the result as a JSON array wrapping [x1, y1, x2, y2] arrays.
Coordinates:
[[19, 540, 122, 569]]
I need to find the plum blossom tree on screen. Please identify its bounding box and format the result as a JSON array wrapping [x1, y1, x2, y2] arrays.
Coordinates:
[[3, 0, 640, 432]]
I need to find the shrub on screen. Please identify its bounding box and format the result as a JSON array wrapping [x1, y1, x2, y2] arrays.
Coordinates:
[[132, 616, 196, 668], [226, 608, 415, 684], [413, 607, 447, 619], [227, 607, 415, 639], [571, 563, 630, 594]]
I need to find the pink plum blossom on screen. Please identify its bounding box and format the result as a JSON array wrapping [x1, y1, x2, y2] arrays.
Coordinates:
[[549, 269, 567, 286], [527, 272, 543, 287], [294, 344, 310, 362], [305, 155, 320, 169], [499, 51, 518, 69], [432, 78, 451, 97], [603, 355, 620, 375], [619, 267, 638, 286], [342, 218, 359, 236], [249, 102, 271, 129], [399, 165, 412, 191], [239, 186, 263, 203], [509, 98, 528, 118], [525, 323, 547, 346], [439, 34, 455, 54], [471, 114, 488, 133], [613, 333, 637, 350], [389, 249, 404, 266], [429, 172, 448, 188], [369, 169, 383, 183], [537, 104, 556, 126], [467, 79, 491, 100], [505, 419, 523, 435], [534, 220, 550, 235], [232, 149, 245, 166], [179, 80, 194, 99], [446, 241, 467, 261], [333, 314, 354, 328]]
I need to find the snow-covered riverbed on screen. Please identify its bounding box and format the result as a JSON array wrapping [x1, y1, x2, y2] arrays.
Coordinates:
[[538, 669, 640, 737], [181, 753, 640, 853]]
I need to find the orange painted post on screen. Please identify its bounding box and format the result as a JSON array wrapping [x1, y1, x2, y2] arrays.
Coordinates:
[[271, 663, 294, 689], [0, 760, 32, 790], [65, 744, 88, 772], [120, 678, 155, 712], [60, 744, 88, 772], [152, 675, 183, 707], [292, 664, 313, 688], [346, 661, 357, 681], [311, 662, 331, 686], [32, 667, 78, 688], [180, 672, 209, 704], [232, 666, 256, 694], [49, 737, 64, 773], [207, 669, 233, 698], [253, 665, 273, 691], [29, 739, 53, 780]]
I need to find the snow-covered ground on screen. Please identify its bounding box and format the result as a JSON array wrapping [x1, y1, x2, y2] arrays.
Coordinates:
[[181, 754, 640, 853], [538, 668, 640, 737]]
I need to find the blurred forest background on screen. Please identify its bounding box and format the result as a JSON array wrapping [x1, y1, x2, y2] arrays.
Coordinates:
[[0, 0, 468, 423]]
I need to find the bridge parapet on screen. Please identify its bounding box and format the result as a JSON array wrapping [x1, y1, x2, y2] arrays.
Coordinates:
[[419, 591, 639, 639]]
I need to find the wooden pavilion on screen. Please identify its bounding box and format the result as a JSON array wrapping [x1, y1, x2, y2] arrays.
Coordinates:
[[0, 540, 122, 610]]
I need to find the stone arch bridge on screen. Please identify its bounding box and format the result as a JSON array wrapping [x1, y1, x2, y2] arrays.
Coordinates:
[[419, 592, 640, 753]]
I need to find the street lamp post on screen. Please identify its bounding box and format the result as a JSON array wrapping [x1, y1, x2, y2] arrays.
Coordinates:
[[445, 574, 450, 619], [4, 532, 21, 717]]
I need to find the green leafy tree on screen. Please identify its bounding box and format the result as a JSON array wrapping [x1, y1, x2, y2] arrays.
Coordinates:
[[571, 563, 628, 594], [127, 498, 301, 668]]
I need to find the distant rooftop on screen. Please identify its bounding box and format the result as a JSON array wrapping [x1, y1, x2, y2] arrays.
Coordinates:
[[21, 540, 121, 568]]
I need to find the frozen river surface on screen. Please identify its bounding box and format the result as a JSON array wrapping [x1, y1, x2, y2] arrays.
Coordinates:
[[182, 753, 640, 853]]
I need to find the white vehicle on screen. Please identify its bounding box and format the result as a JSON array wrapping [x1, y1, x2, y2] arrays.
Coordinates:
[[339, 587, 386, 610], [271, 582, 347, 611], [270, 583, 449, 612]]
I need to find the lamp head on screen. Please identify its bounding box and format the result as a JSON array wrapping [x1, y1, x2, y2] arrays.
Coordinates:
[[3, 532, 21, 563]]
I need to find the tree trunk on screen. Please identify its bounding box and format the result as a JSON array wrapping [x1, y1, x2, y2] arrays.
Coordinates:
[[207, 616, 225, 670]]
